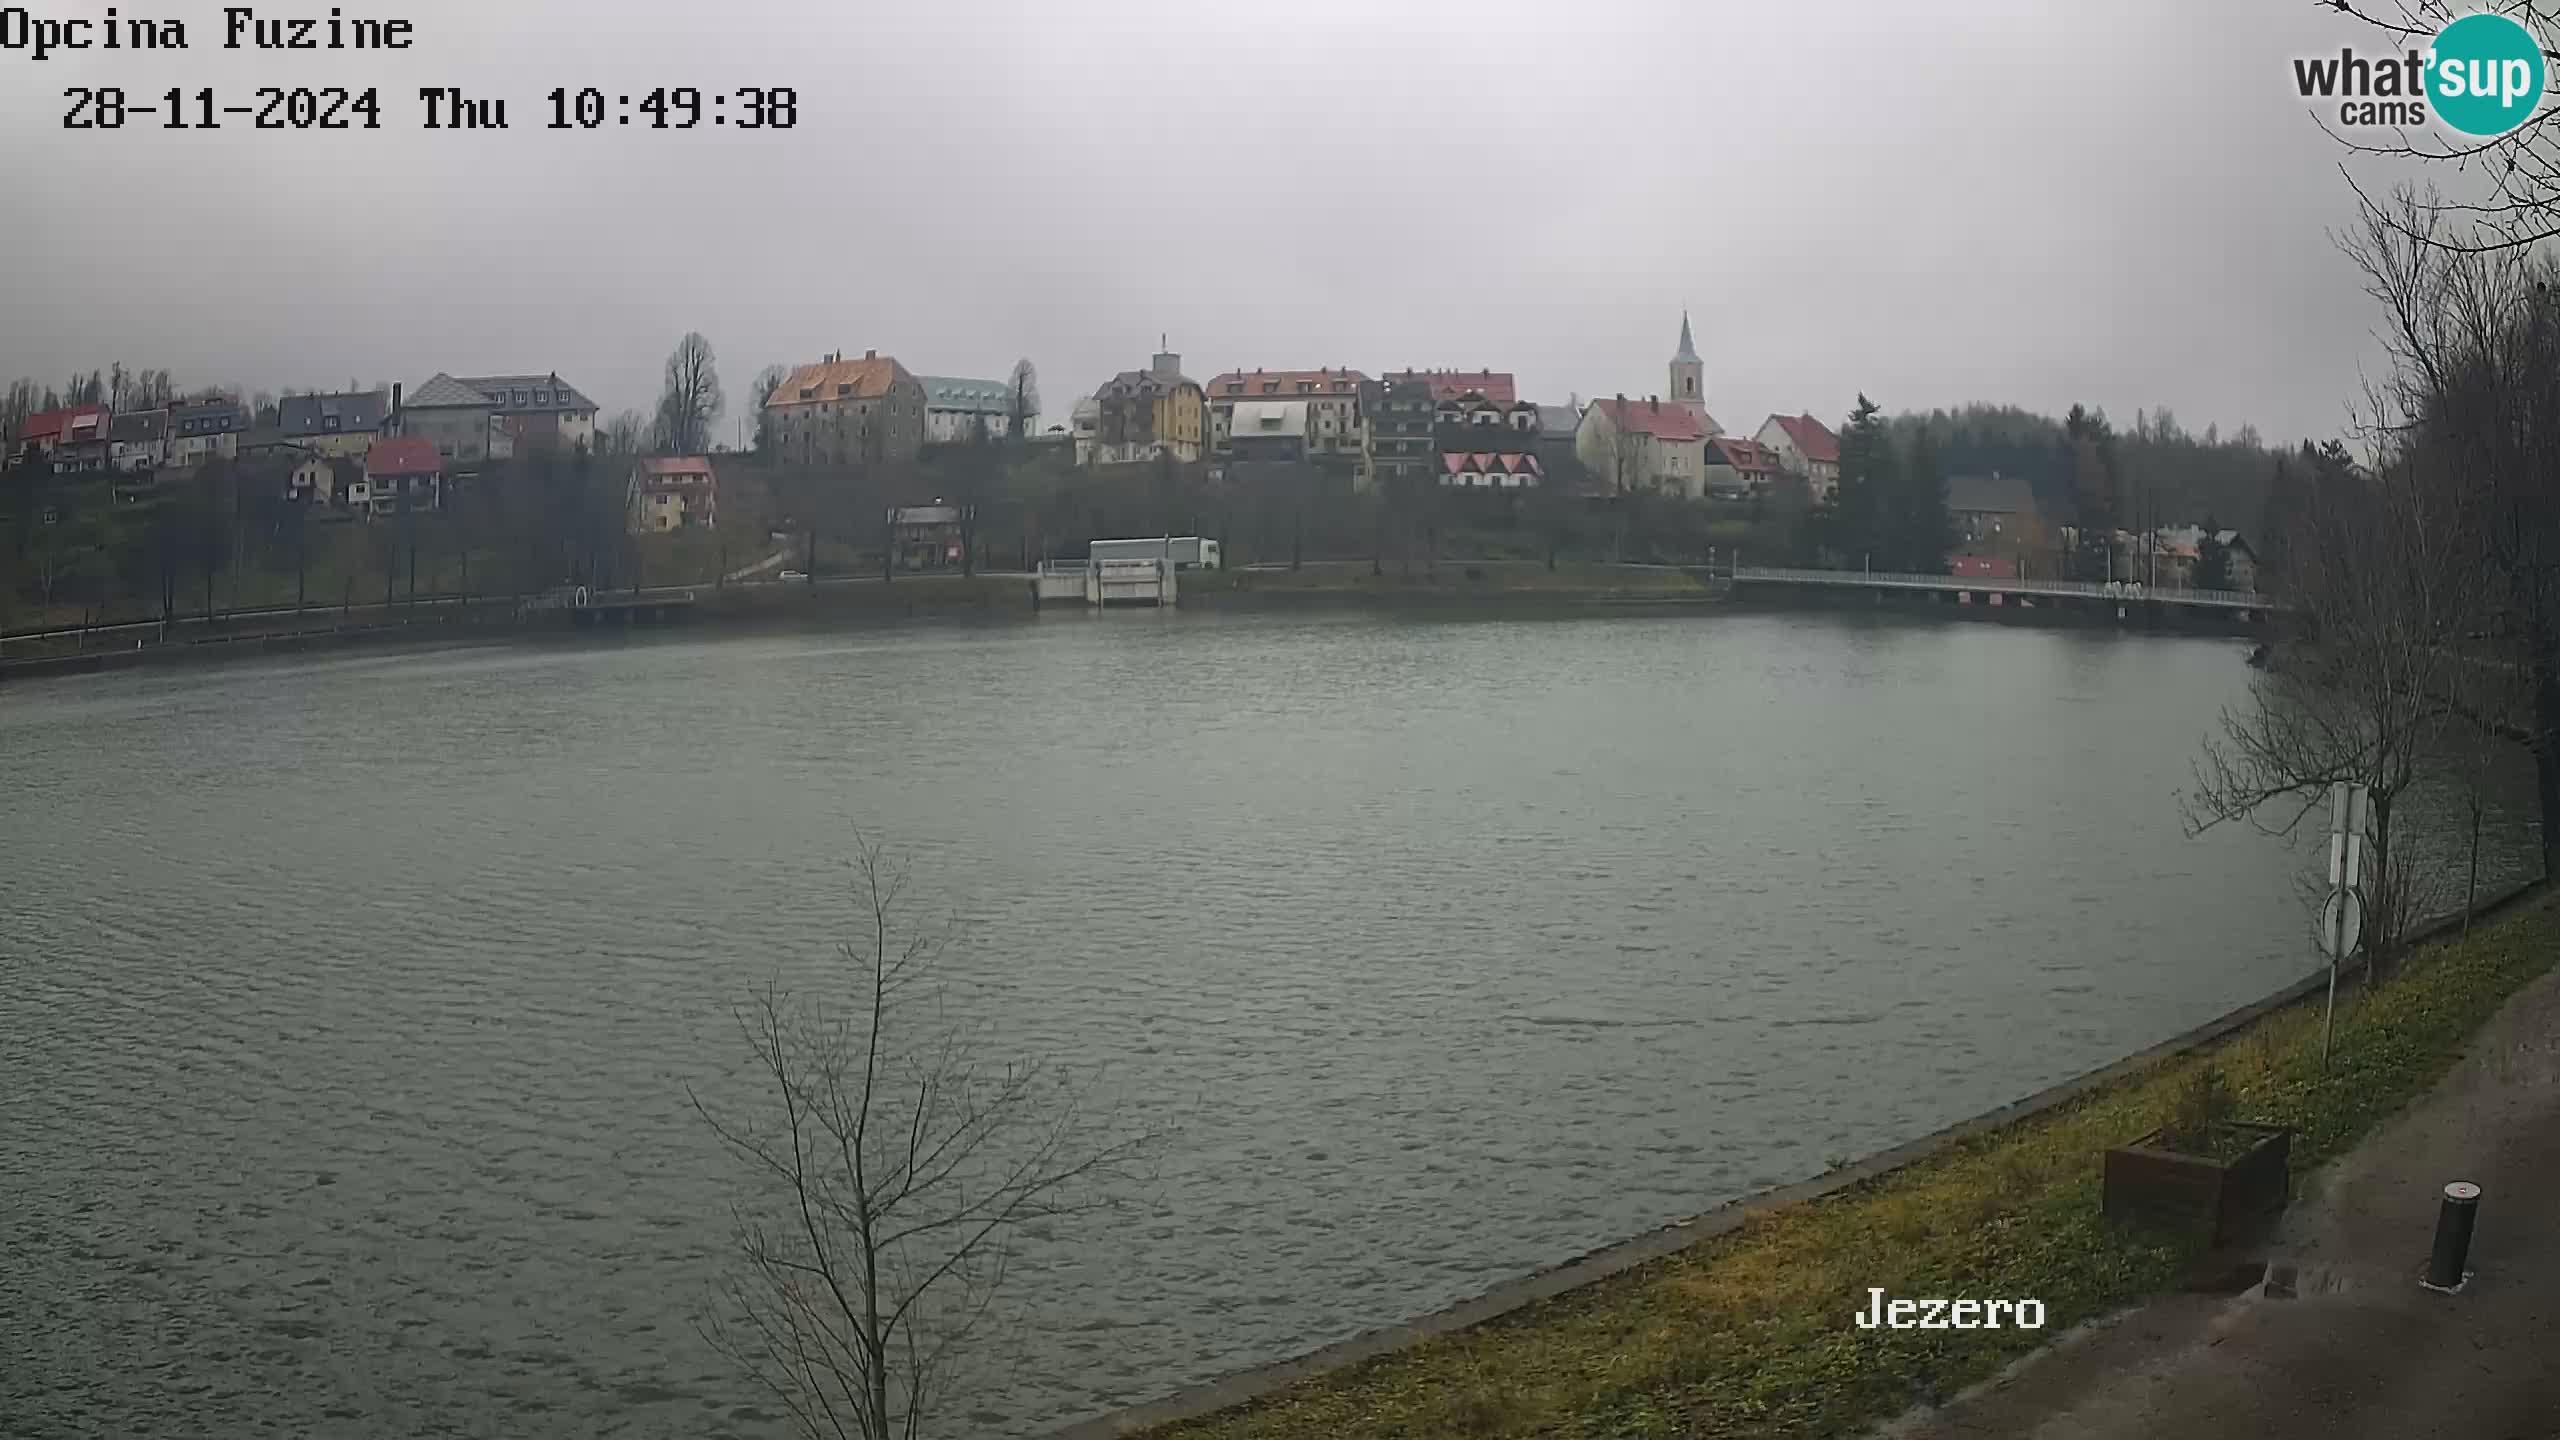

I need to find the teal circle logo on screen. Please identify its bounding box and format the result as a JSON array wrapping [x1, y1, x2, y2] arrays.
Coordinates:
[[2430, 13, 2546, 136]]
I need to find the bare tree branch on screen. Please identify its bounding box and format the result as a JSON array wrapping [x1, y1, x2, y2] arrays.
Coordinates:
[[694, 837, 1159, 1439]]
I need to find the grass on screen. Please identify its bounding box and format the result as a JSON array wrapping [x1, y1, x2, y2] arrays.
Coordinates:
[[1151, 890, 2560, 1440]]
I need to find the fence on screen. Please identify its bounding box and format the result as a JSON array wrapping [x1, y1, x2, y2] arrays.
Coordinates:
[[1730, 565, 2269, 609]]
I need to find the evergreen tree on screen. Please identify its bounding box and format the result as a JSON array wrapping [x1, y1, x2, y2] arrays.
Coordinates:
[[1893, 426, 1954, 572], [2196, 517, 2232, 591], [2064, 403, 2120, 577], [1833, 394, 1895, 568]]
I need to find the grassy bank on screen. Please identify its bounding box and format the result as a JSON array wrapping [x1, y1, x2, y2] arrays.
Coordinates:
[[1150, 890, 2560, 1440]]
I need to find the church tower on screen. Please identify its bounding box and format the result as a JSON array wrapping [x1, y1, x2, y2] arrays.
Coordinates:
[[1669, 311, 1705, 420]]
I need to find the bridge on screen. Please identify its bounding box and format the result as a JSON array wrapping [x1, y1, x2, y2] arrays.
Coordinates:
[[1728, 566, 2276, 621]]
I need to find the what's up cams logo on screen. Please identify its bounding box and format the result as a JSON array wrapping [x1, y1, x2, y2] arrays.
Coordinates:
[[2294, 11, 2548, 135]]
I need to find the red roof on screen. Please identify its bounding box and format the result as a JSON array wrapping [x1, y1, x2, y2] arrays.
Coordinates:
[[1769, 413, 1840, 465], [16, 403, 108, 443], [634, 455, 713, 475], [1709, 437, 1781, 472], [365, 436, 442, 476], [1206, 368, 1369, 397], [1440, 451, 1543, 475], [1592, 396, 1707, 443], [1384, 369, 1517, 406]]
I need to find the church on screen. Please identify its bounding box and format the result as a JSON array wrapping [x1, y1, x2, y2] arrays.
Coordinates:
[[1668, 311, 1720, 434]]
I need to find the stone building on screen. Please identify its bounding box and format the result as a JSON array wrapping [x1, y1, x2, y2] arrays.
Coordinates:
[[764, 351, 928, 467]]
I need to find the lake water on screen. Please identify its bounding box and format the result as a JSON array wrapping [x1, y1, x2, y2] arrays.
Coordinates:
[[0, 610, 2537, 1437]]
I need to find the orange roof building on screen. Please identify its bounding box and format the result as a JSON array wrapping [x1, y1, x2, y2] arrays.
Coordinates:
[[762, 348, 926, 466]]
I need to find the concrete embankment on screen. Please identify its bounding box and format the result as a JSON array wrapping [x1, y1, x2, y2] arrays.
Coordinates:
[[0, 608, 522, 683]]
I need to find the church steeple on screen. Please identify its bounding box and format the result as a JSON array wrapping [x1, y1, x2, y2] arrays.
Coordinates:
[[1670, 310, 1705, 419]]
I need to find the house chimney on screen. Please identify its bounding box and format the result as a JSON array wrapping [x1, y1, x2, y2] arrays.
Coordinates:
[[1650, 396, 1660, 413], [392, 382, 403, 422], [865, 349, 877, 361]]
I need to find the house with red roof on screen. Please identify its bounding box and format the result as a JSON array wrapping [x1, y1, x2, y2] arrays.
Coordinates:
[[1575, 394, 1711, 498], [1381, 369, 1517, 407], [1440, 450, 1544, 491], [1754, 413, 1842, 501], [13, 403, 110, 473], [627, 456, 718, 533], [1205, 368, 1368, 467], [1703, 436, 1783, 500], [359, 436, 443, 517]]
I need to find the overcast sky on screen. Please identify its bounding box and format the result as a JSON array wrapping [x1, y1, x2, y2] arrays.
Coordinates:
[[0, 0, 2424, 444]]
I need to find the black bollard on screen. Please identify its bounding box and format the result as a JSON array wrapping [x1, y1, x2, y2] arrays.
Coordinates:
[[2424, 1181, 2481, 1291]]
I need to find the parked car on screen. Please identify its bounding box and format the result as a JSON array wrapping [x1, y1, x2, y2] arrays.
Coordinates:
[[779, 570, 809, 583]]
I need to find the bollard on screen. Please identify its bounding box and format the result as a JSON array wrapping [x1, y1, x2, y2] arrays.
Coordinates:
[[2424, 1181, 2481, 1291]]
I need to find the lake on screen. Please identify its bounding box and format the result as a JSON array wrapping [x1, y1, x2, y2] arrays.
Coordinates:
[[0, 609, 2536, 1437]]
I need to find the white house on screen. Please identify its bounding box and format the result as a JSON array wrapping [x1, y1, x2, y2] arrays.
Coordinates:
[[920, 375, 1018, 445], [1755, 413, 1842, 501], [1576, 395, 1711, 498]]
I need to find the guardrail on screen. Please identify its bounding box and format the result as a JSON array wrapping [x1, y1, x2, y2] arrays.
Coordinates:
[[1729, 565, 2270, 609], [1, 593, 480, 644]]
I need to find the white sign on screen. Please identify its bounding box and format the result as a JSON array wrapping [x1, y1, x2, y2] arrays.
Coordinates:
[[2319, 888, 2364, 960], [2327, 783, 2369, 887]]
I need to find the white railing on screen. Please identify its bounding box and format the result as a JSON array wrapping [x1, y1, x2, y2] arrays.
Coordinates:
[[1037, 560, 1092, 576], [1729, 565, 2269, 609]]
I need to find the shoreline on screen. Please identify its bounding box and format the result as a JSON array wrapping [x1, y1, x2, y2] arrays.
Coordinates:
[[1051, 875, 2549, 1439], [1, 566, 2263, 685]]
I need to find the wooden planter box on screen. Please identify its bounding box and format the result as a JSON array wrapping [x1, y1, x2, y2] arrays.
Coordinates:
[[2102, 1123, 2291, 1245]]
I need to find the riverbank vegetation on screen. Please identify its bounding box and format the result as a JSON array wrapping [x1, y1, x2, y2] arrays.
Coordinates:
[[1145, 889, 2560, 1440]]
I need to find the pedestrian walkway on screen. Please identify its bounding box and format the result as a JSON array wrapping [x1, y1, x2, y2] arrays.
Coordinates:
[[1882, 962, 2560, 1440]]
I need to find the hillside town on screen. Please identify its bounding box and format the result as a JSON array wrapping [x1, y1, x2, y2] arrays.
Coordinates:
[[1, 315, 2274, 628]]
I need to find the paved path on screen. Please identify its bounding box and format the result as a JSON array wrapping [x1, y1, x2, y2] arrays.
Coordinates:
[[1882, 962, 2560, 1440]]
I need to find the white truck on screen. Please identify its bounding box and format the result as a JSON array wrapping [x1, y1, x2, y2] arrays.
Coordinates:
[[1089, 536, 1221, 571]]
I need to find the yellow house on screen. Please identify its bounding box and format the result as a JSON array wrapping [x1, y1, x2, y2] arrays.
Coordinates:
[[628, 456, 718, 533], [1085, 341, 1204, 465]]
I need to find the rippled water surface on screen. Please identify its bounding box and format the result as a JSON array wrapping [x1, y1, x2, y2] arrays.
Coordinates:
[[1, 610, 2536, 1437]]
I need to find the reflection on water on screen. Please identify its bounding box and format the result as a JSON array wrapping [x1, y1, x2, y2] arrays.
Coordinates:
[[0, 612, 2536, 1436]]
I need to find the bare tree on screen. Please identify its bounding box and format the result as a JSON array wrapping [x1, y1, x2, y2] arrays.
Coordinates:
[[599, 409, 651, 459], [693, 839, 1152, 1440], [2348, 188, 2560, 877], [2185, 429, 2490, 979], [752, 364, 790, 456], [654, 332, 725, 456], [2327, 0, 2560, 252], [1006, 359, 1040, 447]]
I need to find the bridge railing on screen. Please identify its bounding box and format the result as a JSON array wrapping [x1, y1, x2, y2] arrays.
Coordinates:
[[1729, 565, 2269, 609]]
